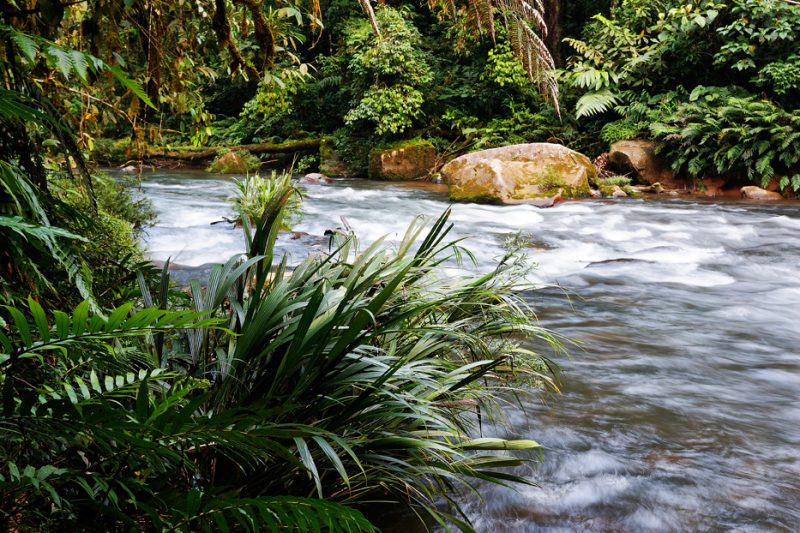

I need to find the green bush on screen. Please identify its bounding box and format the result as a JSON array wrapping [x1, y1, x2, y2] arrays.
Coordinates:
[[650, 87, 800, 190], [231, 171, 303, 229], [49, 173, 154, 306], [0, 186, 562, 531], [90, 138, 133, 165], [342, 7, 432, 137], [600, 120, 644, 144]]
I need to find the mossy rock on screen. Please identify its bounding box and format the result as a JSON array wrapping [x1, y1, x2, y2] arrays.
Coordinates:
[[319, 137, 351, 177], [368, 139, 437, 180], [441, 143, 594, 204], [596, 177, 638, 198], [208, 150, 261, 174]]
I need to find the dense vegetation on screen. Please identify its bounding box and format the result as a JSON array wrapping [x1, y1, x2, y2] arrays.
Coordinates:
[[2, 0, 798, 530], [0, 1, 563, 530], [7, 0, 798, 188]]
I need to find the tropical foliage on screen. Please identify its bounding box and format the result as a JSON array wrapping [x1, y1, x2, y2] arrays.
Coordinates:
[[231, 171, 303, 228], [564, 0, 800, 190], [2, 180, 561, 530]]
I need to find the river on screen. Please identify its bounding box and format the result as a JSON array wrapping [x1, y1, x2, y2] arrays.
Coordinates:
[[138, 170, 800, 531]]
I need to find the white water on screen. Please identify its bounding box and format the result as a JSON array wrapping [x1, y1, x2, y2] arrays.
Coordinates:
[[138, 171, 800, 531]]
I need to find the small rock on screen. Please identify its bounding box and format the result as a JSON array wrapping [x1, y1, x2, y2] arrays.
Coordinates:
[[589, 188, 602, 198], [532, 192, 563, 208], [612, 185, 628, 198], [647, 182, 664, 193], [741, 186, 783, 201], [120, 165, 138, 174], [299, 173, 333, 185], [507, 192, 564, 208]]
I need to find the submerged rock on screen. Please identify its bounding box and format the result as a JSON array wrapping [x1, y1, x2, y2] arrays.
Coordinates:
[[609, 140, 678, 187], [299, 172, 333, 185], [368, 139, 436, 180], [442, 143, 594, 204], [740, 186, 783, 200], [120, 163, 153, 174]]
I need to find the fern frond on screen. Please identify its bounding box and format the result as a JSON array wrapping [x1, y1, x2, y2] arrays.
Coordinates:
[[564, 37, 604, 63], [496, 0, 546, 35], [507, 15, 558, 110], [575, 89, 618, 119], [467, 0, 496, 41]]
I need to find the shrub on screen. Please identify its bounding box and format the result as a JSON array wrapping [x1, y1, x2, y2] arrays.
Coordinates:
[[90, 138, 133, 165], [650, 87, 800, 190], [231, 171, 303, 229], [0, 185, 562, 530], [600, 120, 644, 144], [342, 7, 432, 137]]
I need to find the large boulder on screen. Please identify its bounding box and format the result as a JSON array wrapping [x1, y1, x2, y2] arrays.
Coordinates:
[[442, 143, 594, 204], [368, 140, 436, 180], [741, 186, 783, 200], [609, 140, 678, 187]]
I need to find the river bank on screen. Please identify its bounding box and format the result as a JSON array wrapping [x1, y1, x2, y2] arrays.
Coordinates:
[[106, 136, 799, 207]]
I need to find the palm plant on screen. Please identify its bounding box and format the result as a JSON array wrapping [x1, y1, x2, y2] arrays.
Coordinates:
[[230, 171, 303, 230], [2, 179, 561, 530]]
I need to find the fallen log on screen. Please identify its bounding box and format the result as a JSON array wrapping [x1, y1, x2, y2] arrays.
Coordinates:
[[143, 138, 321, 161]]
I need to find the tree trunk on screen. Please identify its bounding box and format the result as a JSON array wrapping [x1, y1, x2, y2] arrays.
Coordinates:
[[544, 0, 563, 66]]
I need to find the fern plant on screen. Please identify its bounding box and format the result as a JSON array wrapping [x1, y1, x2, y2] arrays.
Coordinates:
[[649, 86, 800, 190]]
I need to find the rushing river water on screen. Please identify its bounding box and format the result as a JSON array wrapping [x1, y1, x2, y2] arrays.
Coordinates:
[[138, 170, 800, 531]]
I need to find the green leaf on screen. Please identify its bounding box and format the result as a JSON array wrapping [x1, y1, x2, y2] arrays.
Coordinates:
[[72, 300, 89, 336], [90, 370, 103, 393], [28, 297, 49, 344], [11, 32, 38, 62], [69, 50, 89, 83], [108, 65, 156, 110], [6, 305, 32, 348], [575, 89, 619, 119], [46, 45, 73, 79]]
